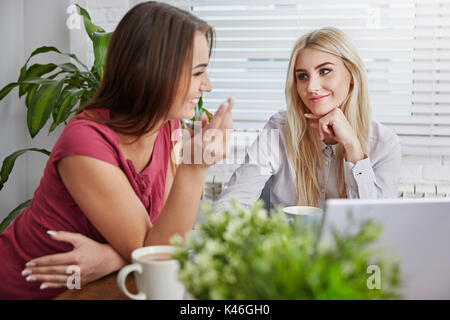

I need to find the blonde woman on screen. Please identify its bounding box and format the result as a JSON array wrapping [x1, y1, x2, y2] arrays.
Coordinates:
[[217, 27, 401, 210]]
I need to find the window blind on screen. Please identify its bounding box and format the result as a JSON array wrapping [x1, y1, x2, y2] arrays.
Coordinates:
[[164, 0, 450, 157]]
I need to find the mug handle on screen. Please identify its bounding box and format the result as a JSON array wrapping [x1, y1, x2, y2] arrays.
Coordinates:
[[117, 264, 146, 300]]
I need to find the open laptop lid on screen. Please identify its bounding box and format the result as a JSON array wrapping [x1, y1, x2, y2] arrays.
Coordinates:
[[320, 198, 450, 299]]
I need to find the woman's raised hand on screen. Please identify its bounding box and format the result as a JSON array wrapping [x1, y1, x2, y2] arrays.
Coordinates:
[[304, 108, 364, 163], [180, 97, 233, 168]]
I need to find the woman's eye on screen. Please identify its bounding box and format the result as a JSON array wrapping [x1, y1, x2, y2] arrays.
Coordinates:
[[193, 71, 204, 77], [297, 73, 308, 80], [320, 68, 332, 75]]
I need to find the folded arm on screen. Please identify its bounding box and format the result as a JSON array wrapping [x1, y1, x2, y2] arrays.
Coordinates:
[[23, 100, 233, 290], [344, 139, 402, 199]]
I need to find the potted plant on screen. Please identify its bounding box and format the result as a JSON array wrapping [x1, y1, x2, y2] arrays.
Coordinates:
[[171, 201, 402, 299], [0, 4, 105, 233], [0, 4, 210, 233]]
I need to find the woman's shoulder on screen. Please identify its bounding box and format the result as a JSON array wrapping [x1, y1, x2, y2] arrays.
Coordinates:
[[369, 120, 401, 154], [370, 120, 400, 143], [51, 109, 120, 165], [62, 109, 117, 141], [264, 111, 287, 129]]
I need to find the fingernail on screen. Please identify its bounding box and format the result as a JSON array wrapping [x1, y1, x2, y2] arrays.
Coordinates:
[[47, 230, 57, 236], [22, 269, 32, 276], [25, 262, 36, 267], [26, 275, 37, 282], [40, 284, 48, 290]]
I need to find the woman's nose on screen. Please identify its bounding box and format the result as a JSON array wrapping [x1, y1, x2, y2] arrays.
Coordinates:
[[307, 75, 321, 93], [200, 73, 212, 92]]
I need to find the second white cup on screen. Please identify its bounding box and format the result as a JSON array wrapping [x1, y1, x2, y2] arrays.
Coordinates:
[[282, 206, 324, 226]]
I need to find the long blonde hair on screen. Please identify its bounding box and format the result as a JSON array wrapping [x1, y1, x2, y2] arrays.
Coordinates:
[[285, 27, 371, 207]]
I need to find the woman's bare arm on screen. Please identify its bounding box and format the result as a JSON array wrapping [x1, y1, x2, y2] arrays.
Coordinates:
[[57, 101, 232, 261]]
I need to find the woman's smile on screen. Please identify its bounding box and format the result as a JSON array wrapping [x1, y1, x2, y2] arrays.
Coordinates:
[[309, 94, 330, 103]]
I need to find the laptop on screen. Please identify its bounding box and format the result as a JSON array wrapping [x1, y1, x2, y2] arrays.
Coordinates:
[[320, 198, 450, 300]]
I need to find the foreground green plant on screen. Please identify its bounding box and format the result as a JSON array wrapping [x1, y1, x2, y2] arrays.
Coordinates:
[[171, 200, 401, 300]]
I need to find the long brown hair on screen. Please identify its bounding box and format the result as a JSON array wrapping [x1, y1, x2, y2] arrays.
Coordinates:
[[78, 1, 214, 136]]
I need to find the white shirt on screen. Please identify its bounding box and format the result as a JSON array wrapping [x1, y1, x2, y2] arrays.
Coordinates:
[[216, 111, 401, 210]]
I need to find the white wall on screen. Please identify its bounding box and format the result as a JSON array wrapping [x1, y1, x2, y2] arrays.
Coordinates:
[[0, 0, 70, 220], [0, 0, 27, 221]]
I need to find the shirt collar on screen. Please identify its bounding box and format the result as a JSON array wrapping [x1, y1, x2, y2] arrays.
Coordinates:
[[320, 140, 337, 157]]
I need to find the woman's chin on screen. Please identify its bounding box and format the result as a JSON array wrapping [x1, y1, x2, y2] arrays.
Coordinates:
[[171, 110, 195, 121], [186, 110, 196, 120], [308, 106, 338, 117]]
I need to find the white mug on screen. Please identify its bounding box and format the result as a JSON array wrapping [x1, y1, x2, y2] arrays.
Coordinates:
[[282, 206, 324, 226], [117, 245, 185, 300]]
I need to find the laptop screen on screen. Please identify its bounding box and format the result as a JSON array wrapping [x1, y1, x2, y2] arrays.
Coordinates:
[[320, 198, 450, 299]]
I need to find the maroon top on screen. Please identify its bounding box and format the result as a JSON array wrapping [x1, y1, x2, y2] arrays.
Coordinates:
[[0, 109, 180, 299]]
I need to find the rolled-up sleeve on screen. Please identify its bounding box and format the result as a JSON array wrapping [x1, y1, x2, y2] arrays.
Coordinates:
[[344, 137, 401, 199]]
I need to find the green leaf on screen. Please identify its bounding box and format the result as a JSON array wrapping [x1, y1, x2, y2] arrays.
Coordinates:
[[0, 82, 20, 101], [79, 90, 94, 107], [0, 148, 50, 191], [18, 46, 62, 85], [17, 46, 62, 91], [58, 62, 80, 73], [25, 84, 38, 109], [65, 53, 92, 75], [76, 4, 106, 41], [24, 45, 90, 74], [20, 47, 63, 78], [49, 89, 83, 133], [18, 63, 58, 97], [189, 96, 212, 122], [27, 46, 62, 60], [21, 77, 59, 85], [79, 72, 98, 88], [26, 46, 88, 71], [63, 72, 87, 89], [203, 109, 213, 120], [0, 199, 32, 234], [2, 46, 89, 106], [51, 86, 73, 121], [27, 80, 64, 137], [92, 31, 112, 80]]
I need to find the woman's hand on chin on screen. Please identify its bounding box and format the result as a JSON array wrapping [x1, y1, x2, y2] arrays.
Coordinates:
[[305, 108, 364, 163]]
